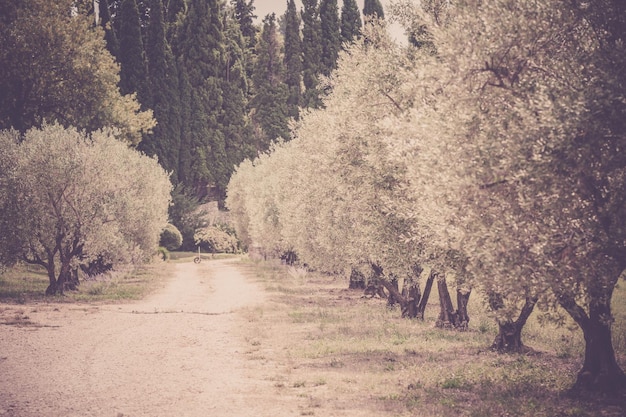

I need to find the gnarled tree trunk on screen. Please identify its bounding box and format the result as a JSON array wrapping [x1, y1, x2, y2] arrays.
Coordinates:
[[387, 275, 402, 308], [45, 264, 58, 296], [376, 265, 424, 318], [348, 268, 366, 289], [490, 295, 537, 353], [415, 270, 435, 320], [559, 293, 626, 394], [364, 263, 387, 298], [457, 288, 471, 327], [436, 274, 471, 329], [400, 264, 423, 317], [400, 280, 421, 318]]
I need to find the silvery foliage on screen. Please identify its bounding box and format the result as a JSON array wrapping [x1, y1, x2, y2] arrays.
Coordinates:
[[0, 124, 172, 272], [228, 0, 625, 326]]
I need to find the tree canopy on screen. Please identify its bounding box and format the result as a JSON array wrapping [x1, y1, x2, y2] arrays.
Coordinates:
[[0, 124, 172, 295], [0, 0, 154, 145], [227, 0, 626, 394]]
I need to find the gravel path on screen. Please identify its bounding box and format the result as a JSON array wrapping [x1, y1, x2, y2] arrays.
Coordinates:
[[0, 259, 295, 417]]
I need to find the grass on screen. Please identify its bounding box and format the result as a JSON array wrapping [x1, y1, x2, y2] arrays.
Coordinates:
[[2, 255, 624, 415], [235, 257, 626, 417], [168, 250, 238, 262], [0, 261, 173, 304], [0, 250, 239, 303]]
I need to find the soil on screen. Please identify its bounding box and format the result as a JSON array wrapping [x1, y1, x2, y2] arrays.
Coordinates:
[[3, 259, 623, 417], [0, 259, 302, 417]]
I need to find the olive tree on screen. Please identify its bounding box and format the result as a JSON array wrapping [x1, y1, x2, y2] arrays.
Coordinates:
[[389, 0, 626, 392], [227, 23, 471, 323], [0, 124, 172, 295]]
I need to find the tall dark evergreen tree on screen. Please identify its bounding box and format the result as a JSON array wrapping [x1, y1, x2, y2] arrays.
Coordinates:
[[163, 0, 186, 42], [117, 0, 148, 101], [283, 0, 302, 120], [230, 0, 257, 93], [140, 0, 182, 183], [176, 62, 193, 187], [301, 0, 322, 108], [231, 0, 257, 48], [177, 0, 228, 197], [340, 0, 361, 45], [251, 14, 290, 149], [363, 0, 385, 20], [98, 0, 121, 58], [222, 5, 256, 177], [319, 0, 340, 76]]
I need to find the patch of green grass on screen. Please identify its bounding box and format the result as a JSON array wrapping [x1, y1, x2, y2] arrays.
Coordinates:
[[0, 262, 172, 303], [0, 265, 49, 302], [440, 375, 471, 390], [235, 258, 626, 417]]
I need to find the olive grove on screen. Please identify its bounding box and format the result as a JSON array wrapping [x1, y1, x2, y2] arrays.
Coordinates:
[[0, 124, 172, 295], [226, 0, 625, 394]]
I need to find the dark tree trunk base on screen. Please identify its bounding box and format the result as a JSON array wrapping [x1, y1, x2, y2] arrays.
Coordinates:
[[401, 282, 421, 318], [364, 264, 387, 299], [436, 275, 470, 330], [489, 296, 537, 353], [348, 268, 366, 290], [490, 322, 534, 354], [569, 370, 626, 398], [387, 275, 401, 308]]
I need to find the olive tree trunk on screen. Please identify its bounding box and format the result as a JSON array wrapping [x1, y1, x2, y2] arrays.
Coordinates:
[[348, 268, 366, 289], [415, 270, 436, 320], [377, 265, 426, 319], [436, 274, 471, 330], [559, 293, 626, 394], [490, 295, 537, 353]]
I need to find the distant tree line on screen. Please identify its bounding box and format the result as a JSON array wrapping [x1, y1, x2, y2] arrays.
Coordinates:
[[93, 0, 380, 201], [0, 0, 386, 250]]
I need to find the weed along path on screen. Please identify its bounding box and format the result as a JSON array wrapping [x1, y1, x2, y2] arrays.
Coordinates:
[[0, 259, 298, 417]]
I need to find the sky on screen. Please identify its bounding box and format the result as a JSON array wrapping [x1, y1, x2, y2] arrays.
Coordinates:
[[253, 0, 406, 42], [254, 0, 394, 21]]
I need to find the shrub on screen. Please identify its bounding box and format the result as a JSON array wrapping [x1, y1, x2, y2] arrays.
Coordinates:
[[194, 224, 238, 254], [159, 223, 183, 251]]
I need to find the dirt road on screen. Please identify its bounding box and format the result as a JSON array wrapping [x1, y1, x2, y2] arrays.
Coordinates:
[[0, 259, 298, 417]]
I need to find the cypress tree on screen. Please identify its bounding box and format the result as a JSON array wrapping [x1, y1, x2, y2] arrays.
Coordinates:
[[164, 0, 185, 25], [231, 0, 257, 49], [230, 0, 257, 91], [340, 0, 361, 45], [117, 0, 148, 101], [319, 0, 340, 76], [301, 0, 322, 108], [251, 13, 290, 149], [176, 61, 193, 187], [164, 0, 186, 43], [141, 0, 182, 183], [283, 0, 302, 120], [98, 0, 120, 58], [177, 0, 228, 197], [363, 0, 385, 20], [222, 6, 256, 184]]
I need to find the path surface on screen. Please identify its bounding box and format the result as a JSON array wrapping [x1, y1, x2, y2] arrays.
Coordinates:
[[0, 259, 296, 417]]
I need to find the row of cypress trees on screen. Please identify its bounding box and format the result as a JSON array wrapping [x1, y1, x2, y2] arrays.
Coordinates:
[[98, 0, 385, 201]]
